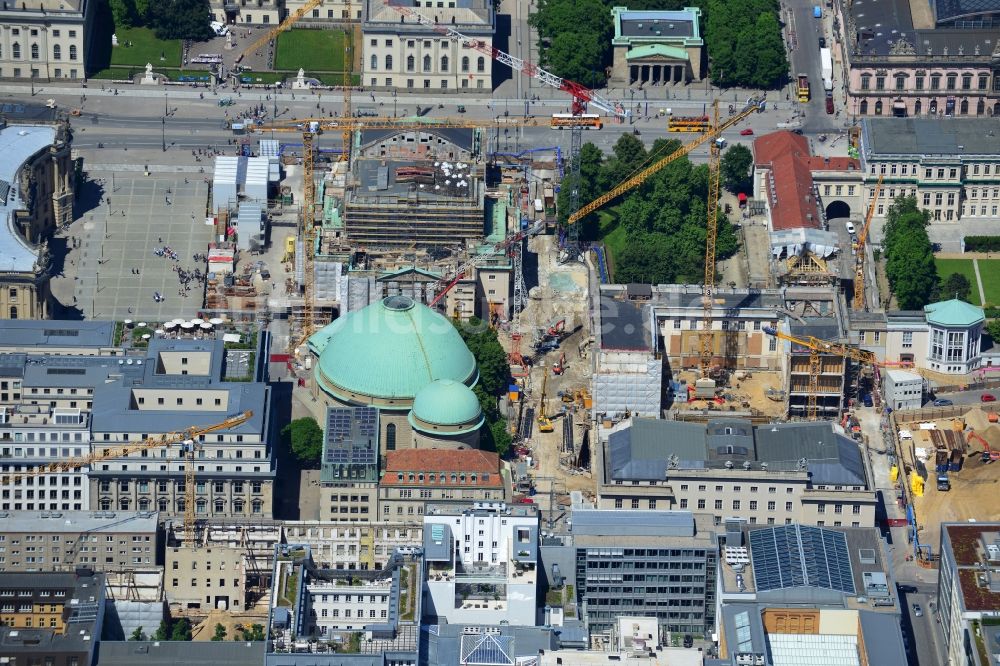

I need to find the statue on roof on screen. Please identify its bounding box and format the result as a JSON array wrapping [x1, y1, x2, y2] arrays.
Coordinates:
[[888, 38, 915, 56]]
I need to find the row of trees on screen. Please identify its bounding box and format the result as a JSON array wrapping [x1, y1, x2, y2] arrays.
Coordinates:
[[883, 197, 939, 310], [109, 0, 215, 40], [453, 317, 513, 458], [529, 0, 788, 90], [561, 133, 744, 284], [704, 0, 788, 89]]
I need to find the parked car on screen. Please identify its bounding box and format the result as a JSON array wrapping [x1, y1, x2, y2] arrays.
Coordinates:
[[862, 393, 874, 407], [898, 584, 918, 593], [983, 394, 997, 403], [740, 128, 754, 136], [933, 398, 954, 407], [912, 603, 923, 617], [683, 635, 694, 648], [819, 37, 827, 48]]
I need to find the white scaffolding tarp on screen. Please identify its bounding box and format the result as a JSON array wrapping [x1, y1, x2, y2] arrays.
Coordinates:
[[593, 358, 662, 419]]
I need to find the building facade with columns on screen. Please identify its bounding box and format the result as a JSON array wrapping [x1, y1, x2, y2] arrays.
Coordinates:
[[610, 6, 703, 86], [834, 0, 1000, 119], [0, 0, 97, 81], [0, 121, 73, 321]]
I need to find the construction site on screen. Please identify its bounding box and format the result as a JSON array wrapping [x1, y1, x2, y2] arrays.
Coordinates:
[[894, 406, 1000, 557]]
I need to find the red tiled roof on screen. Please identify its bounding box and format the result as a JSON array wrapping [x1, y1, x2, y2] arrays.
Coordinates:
[[752, 131, 858, 232], [382, 449, 503, 487]]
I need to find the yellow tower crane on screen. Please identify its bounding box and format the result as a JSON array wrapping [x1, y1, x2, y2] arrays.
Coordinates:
[[235, 0, 324, 66], [567, 97, 765, 224], [537, 366, 554, 433], [701, 100, 723, 378], [0, 412, 253, 544], [853, 174, 884, 310]]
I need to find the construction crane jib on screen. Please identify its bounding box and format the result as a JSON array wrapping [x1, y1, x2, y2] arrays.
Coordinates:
[[853, 174, 884, 310], [383, 1, 625, 117], [236, 0, 324, 64], [568, 97, 765, 224]]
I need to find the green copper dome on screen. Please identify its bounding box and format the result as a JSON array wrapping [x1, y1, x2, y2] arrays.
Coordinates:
[[313, 295, 478, 402], [409, 379, 484, 432]]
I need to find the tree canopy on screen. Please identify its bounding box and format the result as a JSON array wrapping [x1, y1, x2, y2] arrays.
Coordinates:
[[883, 197, 938, 310], [454, 318, 512, 457], [111, 0, 214, 40], [935, 273, 973, 303], [704, 0, 788, 88], [573, 133, 740, 284], [720, 144, 753, 193], [281, 417, 324, 469]]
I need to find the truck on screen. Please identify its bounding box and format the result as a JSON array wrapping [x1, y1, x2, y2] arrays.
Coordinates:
[[820, 47, 833, 91], [937, 473, 951, 491], [797, 74, 811, 102]]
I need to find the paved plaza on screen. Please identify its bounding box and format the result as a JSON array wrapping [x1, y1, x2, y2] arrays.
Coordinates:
[[52, 173, 216, 321]]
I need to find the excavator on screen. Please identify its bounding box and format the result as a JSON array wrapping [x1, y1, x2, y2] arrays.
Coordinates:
[[969, 429, 1000, 463], [552, 351, 566, 376], [537, 366, 555, 433]]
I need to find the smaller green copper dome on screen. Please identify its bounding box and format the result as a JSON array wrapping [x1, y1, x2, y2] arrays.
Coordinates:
[[409, 379, 484, 432]]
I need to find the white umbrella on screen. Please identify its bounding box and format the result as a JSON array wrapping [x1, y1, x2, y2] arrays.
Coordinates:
[[124, 319, 133, 326], [138, 322, 148, 328], [171, 318, 186, 325], [200, 322, 213, 330], [141, 334, 151, 340], [163, 322, 177, 330], [154, 329, 165, 336], [190, 318, 204, 325], [181, 322, 195, 330], [209, 317, 225, 325]]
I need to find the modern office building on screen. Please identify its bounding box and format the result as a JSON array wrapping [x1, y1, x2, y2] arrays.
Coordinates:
[[939, 522, 1000, 666], [0, 570, 105, 666], [597, 417, 877, 527], [361, 0, 495, 92], [0, 121, 74, 320], [422, 502, 539, 626], [0, 510, 158, 573], [0, 0, 98, 80], [859, 118, 1000, 223], [318, 406, 380, 522]]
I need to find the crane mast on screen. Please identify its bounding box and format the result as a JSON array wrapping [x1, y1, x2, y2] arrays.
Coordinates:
[[853, 174, 884, 310], [701, 100, 722, 378]]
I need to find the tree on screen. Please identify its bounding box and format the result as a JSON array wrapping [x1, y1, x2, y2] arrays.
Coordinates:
[[883, 196, 937, 310], [170, 618, 192, 641], [129, 626, 146, 641], [937, 273, 973, 303], [248, 624, 266, 641], [152, 620, 170, 641], [987, 320, 1000, 342], [489, 420, 512, 458], [454, 318, 510, 396], [529, 0, 612, 86], [281, 417, 324, 469], [720, 144, 753, 193], [212, 623, 227, 641], [108, 0, 136, 27], [148, 0, 214, 40]]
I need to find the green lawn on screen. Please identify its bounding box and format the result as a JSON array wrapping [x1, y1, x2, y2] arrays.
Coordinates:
[[275, 29, 353, 73], [976, 259, 1000, 307], [597, 210, 626, 282], [109, 27, 181, 67], [935, 258, 978, 287]]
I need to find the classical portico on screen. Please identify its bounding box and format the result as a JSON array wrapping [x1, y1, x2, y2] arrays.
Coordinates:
[[611, 6, 704, 86]]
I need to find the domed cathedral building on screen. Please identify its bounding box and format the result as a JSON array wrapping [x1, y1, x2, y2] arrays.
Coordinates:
[[308, 294, 484, 453]]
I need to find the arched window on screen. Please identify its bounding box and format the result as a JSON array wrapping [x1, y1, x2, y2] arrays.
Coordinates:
[[9, 307, 16, 320], [196, 499, 207, 514], [234, 499, 245, 513], [859, 100, 869, 115], [993, 102, 1000, 116], [119, 497, 130, 510], [385, 54, 392, 69], [914, 99, 922, 115], [423, 54, 431, 72], [214, 498, 225, 513], [977, 100, 985, 116], [12, 43, 20, 60], [251, 499, 263, 514], [461, 56, 469, 72], [960, 99, 969, 115], [386, 423, 396, 450], [406, 55, 415, 72], [370, 54, 377, 70], [441, 55, 449, 72], [477, 56, 485, 72], [30, 43, 39, 60], [158, 498, 168, 512], [874, 100, 883, 115], [69, 44, 77, 61], [100, 498, 111, 511], [138, 498, 150, 511], [177, 498, 186, 512], [930, 99, 938, 114], [53, 44, 61, 60]]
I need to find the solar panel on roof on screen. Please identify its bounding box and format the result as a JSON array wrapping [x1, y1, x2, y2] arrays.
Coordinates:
[[734, 611, 754, 653], [750, 525, 855, 594]]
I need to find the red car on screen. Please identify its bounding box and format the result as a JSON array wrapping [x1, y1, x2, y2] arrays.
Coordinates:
[[982, 394, 997, 403], [740, 128, 754, 136]]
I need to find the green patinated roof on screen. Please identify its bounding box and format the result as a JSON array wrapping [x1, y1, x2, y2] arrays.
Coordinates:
[[924, 299, 985, 327], [409, 379, 484, 433], [625, 44, 690, 61], [314, 295, 478, 401], [377, 266, 441, 282]]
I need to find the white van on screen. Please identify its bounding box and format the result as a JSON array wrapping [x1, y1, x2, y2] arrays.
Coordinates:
[[845, 221, 856, 235], [210, 21, 230, 36]]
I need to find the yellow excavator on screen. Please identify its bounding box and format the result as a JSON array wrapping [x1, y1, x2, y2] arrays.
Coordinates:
[[537, 366, 555, 433]]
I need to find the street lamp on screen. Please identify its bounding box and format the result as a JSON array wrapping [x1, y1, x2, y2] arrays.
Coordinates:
[[30, 72, 35, 97], [161, 116, 166, 152]]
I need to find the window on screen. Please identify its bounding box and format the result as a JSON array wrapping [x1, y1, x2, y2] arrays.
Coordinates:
[[915, 76, 924, 90], [630, 499, 639, 509], [385, 55, 392, 69], [461, 56, 469, 72], [69, 45, 77, 61], [875, 76, 885, 90], [697, 499, 706, 509], [423, 54, 431, 72], [930, 74, 941, 90], [902, 331, 913, 348], [385, 423, 396, 450], [860, 74, 870, 90], [732, 500, 741, 510], [370, 55, 377, 70], [714, 499, 723, 510], [477, 56, 485, 73], [53, 44, 61, 60], [767, 501, 775, 511], [963, 74, 972, 90], [947, 74, 957, 90], [30, 44, 39, 60], [406, 55, 415, 72], [441, 55, 448, 72]]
